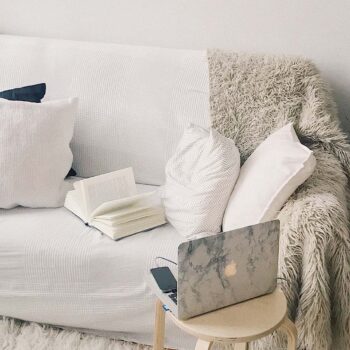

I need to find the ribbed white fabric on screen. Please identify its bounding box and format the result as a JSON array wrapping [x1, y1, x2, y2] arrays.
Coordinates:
[[0, 35, 210, 185], [0, 183, 195, 350], [0, 98, 77, 209], [162, 125, 240, 238]]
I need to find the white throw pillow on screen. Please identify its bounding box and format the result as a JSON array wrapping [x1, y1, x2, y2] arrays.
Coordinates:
[[162, 124, 240, 239], [222, 123, 316, 231], [0, 98, 77, 209]]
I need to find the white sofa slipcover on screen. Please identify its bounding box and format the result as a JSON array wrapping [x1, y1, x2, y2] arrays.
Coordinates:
[[0, 35, 210, 185]]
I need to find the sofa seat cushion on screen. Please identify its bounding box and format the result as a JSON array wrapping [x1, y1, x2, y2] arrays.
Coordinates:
[[0, 183, 194, 349]]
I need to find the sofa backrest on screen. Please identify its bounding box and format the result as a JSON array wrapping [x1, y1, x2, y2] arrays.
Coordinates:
[[0, 35, 210, 185]]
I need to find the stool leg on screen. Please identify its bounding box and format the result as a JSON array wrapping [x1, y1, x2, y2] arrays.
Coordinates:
[[234, 343, 248, 350], [154, 300, 165, 350], [195, 339, 213, 350], [280, 317, 297, 350]]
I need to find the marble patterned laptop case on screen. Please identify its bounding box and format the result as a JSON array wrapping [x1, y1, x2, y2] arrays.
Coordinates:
[[177, 220, 280, 320]]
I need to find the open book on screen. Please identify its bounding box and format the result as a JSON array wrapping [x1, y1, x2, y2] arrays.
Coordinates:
[[64, 168, 166, 240]]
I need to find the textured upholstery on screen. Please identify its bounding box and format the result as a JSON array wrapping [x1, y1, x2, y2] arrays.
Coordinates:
[[0, 35, 210, 185]]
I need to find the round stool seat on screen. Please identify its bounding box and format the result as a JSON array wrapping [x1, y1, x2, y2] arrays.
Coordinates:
[[168, 289, 287, 343]]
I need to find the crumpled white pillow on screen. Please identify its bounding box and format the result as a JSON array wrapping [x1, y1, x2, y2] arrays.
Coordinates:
[[161, 124, 240, 239], [0, 98, 78, 209]]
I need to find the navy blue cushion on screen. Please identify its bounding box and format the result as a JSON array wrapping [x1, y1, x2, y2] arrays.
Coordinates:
[[67, 168, 77, 177], [0, 83, 46, 103]]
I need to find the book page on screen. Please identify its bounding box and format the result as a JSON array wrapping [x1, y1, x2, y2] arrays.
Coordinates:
[[91, 191, 158, 218], [80, 168, 137, 218], [64, 189, 90, 223], [92, 214, 166, 240], [94, 207, 164, 226]]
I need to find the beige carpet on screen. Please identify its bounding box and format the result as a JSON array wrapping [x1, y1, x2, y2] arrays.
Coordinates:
[[0, 317, 152, 350]]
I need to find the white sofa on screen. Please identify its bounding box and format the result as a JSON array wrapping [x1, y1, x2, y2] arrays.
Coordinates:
[[1, 35, 349, 350], [0, 34, 212, 349]]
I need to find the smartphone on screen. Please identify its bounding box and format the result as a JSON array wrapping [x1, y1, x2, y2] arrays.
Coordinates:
[[150, 266, 177, 293]]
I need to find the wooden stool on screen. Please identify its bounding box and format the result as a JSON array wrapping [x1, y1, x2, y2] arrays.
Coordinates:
[[154, 288, 297, 350]]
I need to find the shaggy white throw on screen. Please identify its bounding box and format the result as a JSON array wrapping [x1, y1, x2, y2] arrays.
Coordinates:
[[208, 50, 350, 350], [0, 317, 150, 350]]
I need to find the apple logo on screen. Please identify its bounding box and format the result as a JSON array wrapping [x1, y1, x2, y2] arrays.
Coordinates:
[[224, 260, 237, 277]]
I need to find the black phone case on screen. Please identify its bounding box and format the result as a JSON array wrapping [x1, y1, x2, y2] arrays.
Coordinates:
[[150, 266, 177, 293]]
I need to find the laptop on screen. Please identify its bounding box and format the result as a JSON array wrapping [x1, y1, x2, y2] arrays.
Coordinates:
[[148, 220, 280, 320]]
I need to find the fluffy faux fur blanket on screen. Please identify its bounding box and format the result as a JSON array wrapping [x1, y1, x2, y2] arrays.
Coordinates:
[[207, 50, 350, 350]]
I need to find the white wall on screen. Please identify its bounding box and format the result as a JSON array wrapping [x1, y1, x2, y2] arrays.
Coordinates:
[[1, 0, 349, 136]]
